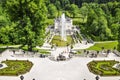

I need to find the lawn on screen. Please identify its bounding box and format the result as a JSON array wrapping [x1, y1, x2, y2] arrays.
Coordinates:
[[0, 44, 20, 47], [0, 60, 33, 76], [38, 49, 50, 54], [51, 35, 74, 47], [87, 60, 120, 76], [87, 41, 118, 51], [21, 46, 50, 54]]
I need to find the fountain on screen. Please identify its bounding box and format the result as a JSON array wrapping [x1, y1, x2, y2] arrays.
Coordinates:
[[61, 13, 67, 41]]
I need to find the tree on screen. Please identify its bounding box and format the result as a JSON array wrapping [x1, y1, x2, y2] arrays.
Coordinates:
[[0, 25, 12, 44], [6, 0, 47, 51], [80, 5, 88, 22], [0, 4, 11, 44], [47, 4, 58, 18], [115, 8, 120, 24], [84, 3, 112, 41], [117, 25, 120, 52], [69, 4, 79, 17], [60, 0, 70, 9], [0, 4, 9, 28]]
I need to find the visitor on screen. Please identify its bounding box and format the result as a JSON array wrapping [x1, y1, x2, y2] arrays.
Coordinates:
[[13, 50, 15, 54], [95, 75, 100, 80], [85, 42, 87, 45], [23, 51, 25, 54], [20, 75, 24, 80]]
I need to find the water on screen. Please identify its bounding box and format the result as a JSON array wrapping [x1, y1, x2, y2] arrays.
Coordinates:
[[61, 13, 67, 41]]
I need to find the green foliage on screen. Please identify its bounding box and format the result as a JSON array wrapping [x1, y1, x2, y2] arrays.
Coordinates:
[[51, 36, 74, 47], [68, 4, 79, 17], [87, 60, 120, 76], [78, 2, 120, 41], [0, 60, 33, 76], [0, 4, 10, 27], [83, 3, 113, 41], [38, 49, 50, 54], [0, 0, 120, 48], [76, 50, 81, 54], [73, 18, 86, 25], [0, 25, 13, 44], [4, 0, 47, 51], [21, 46, 50, 54], [87, 41, 118, 51], [47, 4, 58, 18], [117, 26, 120, 52], [46, 19, 54, 25], [0, 48, 6, 53]]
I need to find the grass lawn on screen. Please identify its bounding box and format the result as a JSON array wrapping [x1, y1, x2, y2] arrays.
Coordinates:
[[0, 44, 21, 48], [21, 46, 50, 54], [0, 60, 33, 76], [0, 44, 13, 47], [87, 41, 118, 51], [87, 60, 120, 76], [38, 49, 50, 54], [51, 35, 74, 47], [75, 50, 82, 54]]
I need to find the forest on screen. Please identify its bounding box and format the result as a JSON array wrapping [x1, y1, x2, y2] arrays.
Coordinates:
[[0, 0, 120, 51]]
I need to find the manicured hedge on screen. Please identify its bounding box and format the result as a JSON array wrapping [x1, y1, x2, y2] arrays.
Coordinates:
[[0, 60, 33, 76], [87, 60, 120, 76]]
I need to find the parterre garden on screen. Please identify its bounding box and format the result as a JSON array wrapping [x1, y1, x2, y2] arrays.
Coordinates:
[[0, 60, 33, 76], [87, 60, 120, 76]]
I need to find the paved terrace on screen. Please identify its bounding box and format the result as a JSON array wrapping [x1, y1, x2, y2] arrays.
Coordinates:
[[0, 49, 120, 80]]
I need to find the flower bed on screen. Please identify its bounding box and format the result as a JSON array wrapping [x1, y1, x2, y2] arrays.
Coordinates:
[[87, 60, 120, 76], [0, 60, 33, 76]]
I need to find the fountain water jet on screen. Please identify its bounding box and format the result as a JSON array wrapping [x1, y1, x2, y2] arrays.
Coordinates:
[[61, 13, 67, 41]]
